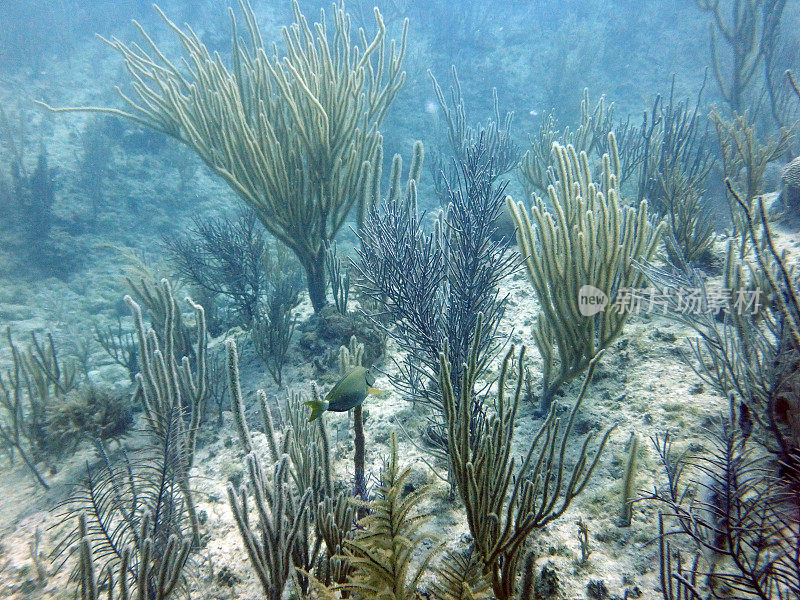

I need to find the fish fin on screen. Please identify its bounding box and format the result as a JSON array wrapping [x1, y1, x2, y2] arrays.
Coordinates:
[[303, 400, 326, 422]]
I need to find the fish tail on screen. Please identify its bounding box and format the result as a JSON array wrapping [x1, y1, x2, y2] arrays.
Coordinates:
[[303, 399, 328, 422]]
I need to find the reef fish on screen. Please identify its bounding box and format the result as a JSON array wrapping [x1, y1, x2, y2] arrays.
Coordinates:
[[304, 366, 380, 421]]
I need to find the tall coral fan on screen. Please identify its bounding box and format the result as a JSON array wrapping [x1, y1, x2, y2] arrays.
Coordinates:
[[42, 0, 407, 312]]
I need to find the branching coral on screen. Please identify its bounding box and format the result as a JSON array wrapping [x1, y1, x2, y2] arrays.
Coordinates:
[[636, 78, 716, 265], [126, 276, 196, 363], [127, 279, 208, 545], [93, 317, 138, 382], [252, 306, 298, 388], [720, 188, 800, 475], [42, 0, 407, 313], [56, 386, 195, 598], [69, 430, 194, 600], [440, 320, 613, 600], [429, 66, 519, 201], [226, 338, 338, 596], [204, 347, 229, 427], [78, 516, 192, 600], [694, 0, 787, 113], [314, 490, 357, 588], [356, 138, 516, 460], [508, 135, 664, 410], [250, 241, 303, 387], [326, 242, 351, 316], [520, 89, 615, 197], [0, 327, 79, 488], [228, 454, 312, 600], [164, 209, 280, 327], [311, 434, 491, 600], [651, 409, 799, 600], [711, 109, 793, 212], [643, 181, 800, 484]]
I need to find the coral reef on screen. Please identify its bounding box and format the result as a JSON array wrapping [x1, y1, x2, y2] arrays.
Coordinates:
[[78, 515, 192, 600], [126, 276, 196, 363], [252, 241, 304, 386], [252, 302, 298, 388], [228, 454, 312, 600], [3, 1, 800, 599], [298, 305, 385, 371]]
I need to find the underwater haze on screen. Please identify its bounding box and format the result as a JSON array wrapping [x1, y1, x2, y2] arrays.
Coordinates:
[[0, 0, 799, 598]]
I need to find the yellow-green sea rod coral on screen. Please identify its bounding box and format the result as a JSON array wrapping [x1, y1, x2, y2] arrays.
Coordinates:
[[507, 133, 664, 410], [42, 0, 407, 313]]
